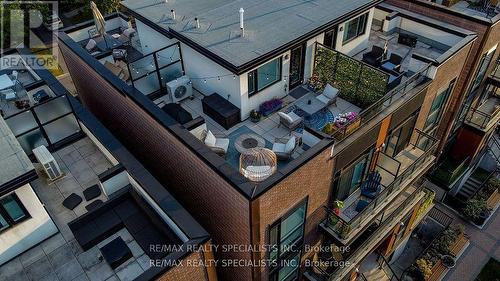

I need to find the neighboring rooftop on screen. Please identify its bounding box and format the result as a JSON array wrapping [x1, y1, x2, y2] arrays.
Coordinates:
[[0, 115, 34, 188], [122, 0, 380, 69], [414, 0, 500, 23]]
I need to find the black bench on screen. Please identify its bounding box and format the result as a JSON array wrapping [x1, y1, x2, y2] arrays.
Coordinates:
[[161, 103, 193, 125], [202, 93, 240, 129]]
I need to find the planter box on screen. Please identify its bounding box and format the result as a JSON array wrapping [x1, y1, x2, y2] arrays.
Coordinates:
[[330, 118, 361, 139], [486, 189, 500, 210], [426, 233, 469, 281]]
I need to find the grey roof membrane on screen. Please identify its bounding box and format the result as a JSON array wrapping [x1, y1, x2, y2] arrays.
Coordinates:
[[0, 116, 34, 187], [123, 0, 378, 67]]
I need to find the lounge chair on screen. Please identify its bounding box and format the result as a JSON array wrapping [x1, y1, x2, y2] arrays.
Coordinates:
[[316, 84, 339, 106], [272, 136, 296, 161], [278, 111, 303, 130], [360, 171, 382, 199], [85, 39, 100, 55], [362, 46, 385, 67], [381, 53, 403, 72], [203, 129, 229, 157]]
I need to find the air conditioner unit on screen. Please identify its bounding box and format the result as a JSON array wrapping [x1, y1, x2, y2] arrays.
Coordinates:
[[32, 145, 64, 181], [166, 75, 193, 103]]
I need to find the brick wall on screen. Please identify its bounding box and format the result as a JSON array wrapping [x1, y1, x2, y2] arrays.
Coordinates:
[[256, 148, 334, 280], [386, 0, 494, 154], [156, 249, 208, 281], [59, 43, 251, 281]]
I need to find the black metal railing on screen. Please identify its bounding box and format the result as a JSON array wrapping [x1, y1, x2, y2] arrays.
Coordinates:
[[313, 184, 427, 281], [329, 63, 431, 141], [379, 254, 400, 281], [324, 130, 438, 240]]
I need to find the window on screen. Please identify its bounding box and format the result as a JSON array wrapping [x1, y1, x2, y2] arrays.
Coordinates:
[[0, 194, 29, 232], [269, 199, 307, 281], [470, 49, 496, 93], [336, 147, 374, 200], [248, 57, 282, 96], [424, 79, 455, 133], [323, 28, 337, 49], [385, 111, 419, 157], [343, 13, 368, 44]]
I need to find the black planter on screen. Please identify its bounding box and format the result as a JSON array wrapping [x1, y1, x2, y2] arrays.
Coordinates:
[[474, 210, 490, 225], [250, 117, 260, 123]]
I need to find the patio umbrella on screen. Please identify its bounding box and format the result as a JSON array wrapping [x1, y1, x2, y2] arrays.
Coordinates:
[[90, 1, 108, 48]]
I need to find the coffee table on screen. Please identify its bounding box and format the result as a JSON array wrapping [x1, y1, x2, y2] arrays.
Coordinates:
[[295, 92, 326, 116], [235, 133, 265, 154], [100, 237, 132, 269]]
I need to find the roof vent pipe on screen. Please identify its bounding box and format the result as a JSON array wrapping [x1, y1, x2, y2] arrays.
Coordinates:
[[239, 8, 244, 37], [195, 18, 200, 29], [171, 9, 176, 20]]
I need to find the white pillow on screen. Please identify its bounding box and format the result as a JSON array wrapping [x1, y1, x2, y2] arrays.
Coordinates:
[[204, 130, 216, 146], [323, 84, 339, 99], [278, 112, 293, 124], [123, 28, 136, 37], [85, 39, 96, 50], [285, 137, 296, 152]]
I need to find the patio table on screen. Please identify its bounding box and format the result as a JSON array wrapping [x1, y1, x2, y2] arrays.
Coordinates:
[[295, 92, 326, 115], [0, 74, 15, 90], [235, 133, 265, 154]]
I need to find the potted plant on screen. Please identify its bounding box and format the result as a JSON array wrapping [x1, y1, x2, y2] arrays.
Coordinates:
[[441, 255, 456, 269], [416, 259, 433, 280], [463, 198, 488, 225], [250, 110, 261, 123], [333, 200, 344, 215]]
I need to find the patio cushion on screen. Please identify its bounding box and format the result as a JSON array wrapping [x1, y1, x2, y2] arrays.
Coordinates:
[[288, 111, 301, 122], [62, 193, 82, 210], [278, 112, 293, 124], [83, 184, 102, 201], [272, 143, 286, 153], [85, 199, 104, 211], [323, 84, 339, 99], [123, 28, 136, 37], [355, 200, 370, 212], [204, 130, 216, 146], [214, 138, 229, 152], [85, 39, 97, 51], [285, 137, 296, 153], [316, 94, 330, 105]]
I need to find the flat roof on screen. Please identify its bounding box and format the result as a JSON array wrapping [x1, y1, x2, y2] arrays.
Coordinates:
[[122, 0, 379, 70], [0, 116, 34, 187]]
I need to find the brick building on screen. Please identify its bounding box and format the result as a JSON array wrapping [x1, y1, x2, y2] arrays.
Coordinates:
[[53, 0, 494, 280]]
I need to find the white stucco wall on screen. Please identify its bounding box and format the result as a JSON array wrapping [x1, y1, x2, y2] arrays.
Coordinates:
[[335, 8, 374, 56], [239, 53, 289, 119], [0, 184, 58, 266]]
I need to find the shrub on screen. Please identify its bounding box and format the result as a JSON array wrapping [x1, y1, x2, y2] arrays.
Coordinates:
[[416, 259, 433, 280], [463, 198, 488, 220], [322, 123, 335, 135]]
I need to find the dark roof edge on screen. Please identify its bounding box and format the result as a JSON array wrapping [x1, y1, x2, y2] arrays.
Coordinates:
[[17, 46, 209, 241], [411, 0, 500, 25], [0, 169, 38, 197], [122, 0, 384, 75]]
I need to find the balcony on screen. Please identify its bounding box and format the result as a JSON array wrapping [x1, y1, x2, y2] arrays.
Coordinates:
[[305, 185, 431, 281], [463, 81, 500, 131], [312, 43, 432, 142], [319, 129, 437, 243]]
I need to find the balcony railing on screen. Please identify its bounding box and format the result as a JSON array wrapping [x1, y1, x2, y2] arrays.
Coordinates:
[[309, 183, 427, 281], [323, 130, 437, 240], [463, 84, 500, 130], [329, 63, 431, 141]]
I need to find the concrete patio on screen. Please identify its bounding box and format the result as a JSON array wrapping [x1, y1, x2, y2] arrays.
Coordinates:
[[0, 137, 151, 281]]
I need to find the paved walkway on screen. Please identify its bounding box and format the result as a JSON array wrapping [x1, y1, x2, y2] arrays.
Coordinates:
[[435, 203, 500, 281]]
